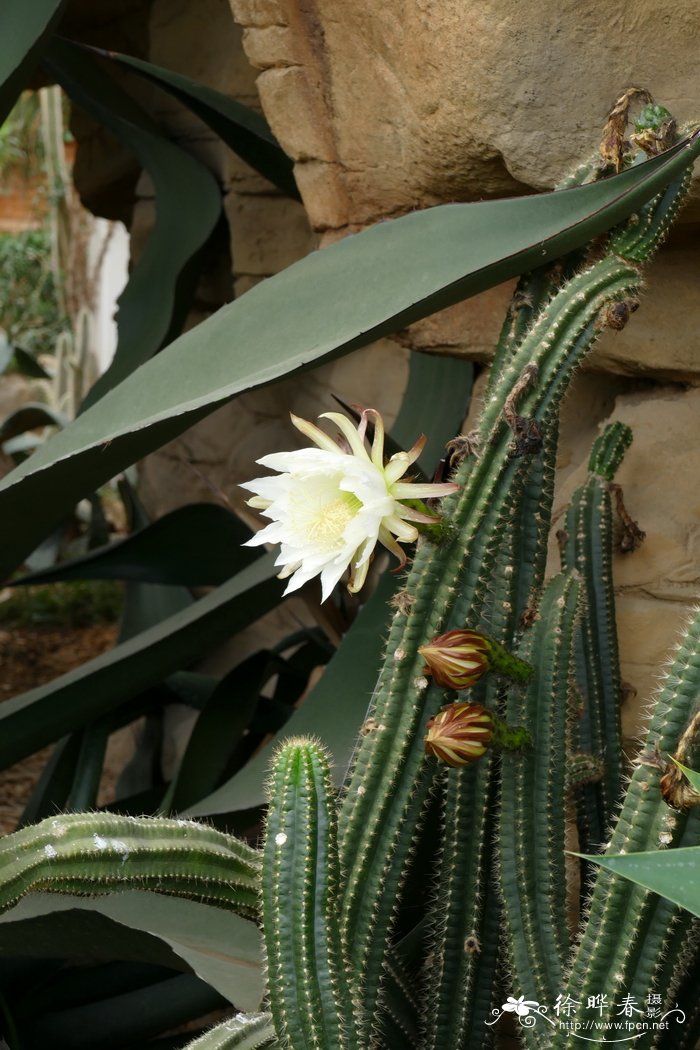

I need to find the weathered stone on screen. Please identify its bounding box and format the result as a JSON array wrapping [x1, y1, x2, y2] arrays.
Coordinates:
[[224, 194, 315, 275], [232, 0, 700, 234]]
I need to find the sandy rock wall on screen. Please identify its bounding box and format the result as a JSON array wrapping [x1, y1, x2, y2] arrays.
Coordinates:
[[232, 0, 700, 233]]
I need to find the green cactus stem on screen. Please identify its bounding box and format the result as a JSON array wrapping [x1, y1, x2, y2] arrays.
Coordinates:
[[422, 753, 499, 1050], [0, 812, 260, 917], [559, 422, 633, 848], [262, 738, 360, 1050], [551, 608, 700, 1048], [498, 572, 581, 1045], [184, 1012, 279, 1050]]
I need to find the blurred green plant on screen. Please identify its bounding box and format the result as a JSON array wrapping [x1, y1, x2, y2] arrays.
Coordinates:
[[0, 91, 43, 175], [0, 579, 122, 629], [0, 229, 67, 358], [0, 3, 699, 1046]]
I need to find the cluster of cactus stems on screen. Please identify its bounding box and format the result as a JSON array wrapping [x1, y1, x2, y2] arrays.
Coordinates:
[[1, 105, 700, 1050]]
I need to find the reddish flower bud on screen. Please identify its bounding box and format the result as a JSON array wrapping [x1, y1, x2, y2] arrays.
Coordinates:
[[424, 702, 494, 767], [418, 630, 491, 690]]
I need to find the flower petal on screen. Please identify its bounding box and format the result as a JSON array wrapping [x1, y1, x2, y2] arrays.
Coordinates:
[[320, 412, 371, 461], [361, 408, 385, 469], [392, 482, 459, 499], [290, 413, 344, 453]]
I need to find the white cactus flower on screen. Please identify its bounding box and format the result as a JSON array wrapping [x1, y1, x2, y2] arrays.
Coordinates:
[[241, 409, 459, 602]]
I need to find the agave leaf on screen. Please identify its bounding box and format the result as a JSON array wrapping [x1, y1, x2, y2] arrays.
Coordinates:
[[578, 846, 700, 918], [0, 892, 263, 1008], [12, 504, 257, 587], [43, 37, 222, 407], [0, 553, 281, 770], [0, 0, 65, 124], [84, 43, 299, 199]]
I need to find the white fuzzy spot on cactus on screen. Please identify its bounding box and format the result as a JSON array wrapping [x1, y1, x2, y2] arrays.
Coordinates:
[[357, 785, 366, 796], [414, 676, 428, 691], [93, 834, 108, 850], [394, 648, 406, 661], [51, 820, 67, 837], [111, 839, 130, 861], [275, 833, 288, 846], [44, 844, 57, 859], [658, 831, 673, 846]]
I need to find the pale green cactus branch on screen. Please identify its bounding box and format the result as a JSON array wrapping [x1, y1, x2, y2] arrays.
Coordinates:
[[262, 738, 360, 1050], [0, 812, 260, 917], [183, 1012, 279, 1050]]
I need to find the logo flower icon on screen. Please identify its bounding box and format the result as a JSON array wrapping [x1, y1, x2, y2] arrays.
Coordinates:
[[502, 996, 540, 1017], [241, 409, 458, 601]]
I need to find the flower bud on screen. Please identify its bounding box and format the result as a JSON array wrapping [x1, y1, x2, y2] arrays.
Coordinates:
[[418, 630, 490, 690], [424, 702, 494, 767], [419, 629, 532, 690]]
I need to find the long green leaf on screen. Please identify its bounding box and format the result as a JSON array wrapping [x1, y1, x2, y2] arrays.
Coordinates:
[[87, 43, 299, 200], [164, 652, 268, 814], [13, 504, 257, 587], [1, 135, 699, 581], [0, 553, 281, 770], [389, 350, 473, 472], [0, 0, 65, 124], [43, 38, 222, 407], [579, 847, 700, 918], [0, 892, 263, 1008], [9, 346, 52, 379], [0, 403, 68, 442], [190, 571, 397, 816], [19, 973, 225, 1050]]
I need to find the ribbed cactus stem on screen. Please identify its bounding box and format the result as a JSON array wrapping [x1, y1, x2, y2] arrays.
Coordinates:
[[551, 609, 700, 1048], [0, 812, 260, 917], [377, 946, 422, 1048], [423, 754, 498, 1050], [560, 423, 633, 845], [262, 738, 360, 1050], [587, 420, 633, 480], [498, 572, 581, 1046], [184, 1013, 279, 1050]]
